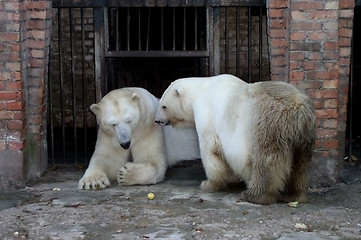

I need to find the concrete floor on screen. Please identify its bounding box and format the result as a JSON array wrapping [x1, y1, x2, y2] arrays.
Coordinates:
[[0, 163, 361, 240]]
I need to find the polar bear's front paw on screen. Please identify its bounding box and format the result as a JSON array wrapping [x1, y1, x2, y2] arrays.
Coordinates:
[[200, 180, 226, 191], [78, 172, 111, 190], [118, 163, 138, 186]]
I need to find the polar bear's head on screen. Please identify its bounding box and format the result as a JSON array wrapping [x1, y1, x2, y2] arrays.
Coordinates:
[[155, 79, 195, 128], [90, 89, 141, 150]]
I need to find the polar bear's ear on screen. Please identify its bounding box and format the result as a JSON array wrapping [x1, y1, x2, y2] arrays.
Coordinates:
[[131, 93, 139, 101], [90, 103, 99, 115]]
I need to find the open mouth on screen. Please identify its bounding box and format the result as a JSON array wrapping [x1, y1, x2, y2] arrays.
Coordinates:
[[155, 120, 170, 126]]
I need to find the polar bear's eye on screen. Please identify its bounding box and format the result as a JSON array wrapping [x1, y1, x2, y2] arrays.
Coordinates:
[[110, 123, 116, 127], [162, 105, 167, 110]]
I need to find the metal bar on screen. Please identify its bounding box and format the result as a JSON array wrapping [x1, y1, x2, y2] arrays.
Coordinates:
[[248, 6, 252, 83], [183, 8, 186, 50], [225, 7, 229, 73], [58, 8, 66, 164], [70, 8, 78, 165], [94, 8, 105, 102], [116, 8, 119, 51], [236, 7, 240, 77], [161, 8, 164, 51], [194, 7, 198, 50], [138, 8, 141, 50], [147, 7, 151, 51], [210, 7, 221, 75], [48, 10, 56, 166], [259, 7, 262, 81], [127, 7, 130, 51], [173, 8, 176, 50], [106, 50, 209, 57], [81, 8, 88, 163]]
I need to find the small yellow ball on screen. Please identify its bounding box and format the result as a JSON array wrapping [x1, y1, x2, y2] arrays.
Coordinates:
[[147, 192, 155, 200]]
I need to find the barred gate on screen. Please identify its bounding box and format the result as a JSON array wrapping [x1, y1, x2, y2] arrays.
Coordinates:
[[48, 0, 268, 167]]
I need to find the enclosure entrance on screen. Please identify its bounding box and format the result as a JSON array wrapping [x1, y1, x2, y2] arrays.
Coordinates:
[[48, 1, 268, 167], [347, 4, 361, 161]]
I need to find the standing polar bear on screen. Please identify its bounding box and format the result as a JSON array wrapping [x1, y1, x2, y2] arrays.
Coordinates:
[[78, 87, 200, 190], [155, 74, 316, 205]]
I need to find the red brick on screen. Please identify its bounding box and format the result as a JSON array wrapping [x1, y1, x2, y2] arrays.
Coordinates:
[[309, 11, 338, 20], [270, 39, 289, 47], [323, 119, 338, 129], [270, 56, 288, 67], [269, 29, 288, 38], [308, 89, 338, 99], [308, 32, 327, 41], [290, 71, 304, 81], [0, 32, 19, 42], [290, 62, 301, 70], [339, 37, 352, 47], [315, 109, 338, 119], [339, 47, 351, 57], [323, 140, 338, 149], [268, 9, 285, 18], [291, 2, 323, 10], [5, 62, 21, 72], [8, 141, 25, 150], [24, 1, 49, 10], [6, 81, 22, 90], [323, 80, 338, 89], [340, 9, 354, 18], [0, 12, 20, 21], [313, 100, 324, 109], [303, 61, 322, 70], [339, 0, 355, 9], [0, 91, 21, 100], [307, 70, 337, 80], [7, 101, 23, 110], [339, 19, 353, 28], [269, 0, 289, 8], [8, 120, 25, 130], [0, 111, 14, 119], [315, 139, 322, 149], [25, 39, 46, 49], [339, 28, 353, 38], [270, 47, 287, 56], [292, 22, 322, 31], [290, 32, 306, 41], [291, 11, 307, 20], [268, 19, 287, 29], [316, 129, 337, 139], [290, 51, 305, 60]]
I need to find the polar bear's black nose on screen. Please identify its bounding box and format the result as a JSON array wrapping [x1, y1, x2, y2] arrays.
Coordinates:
[[120, 141, 131, 150]]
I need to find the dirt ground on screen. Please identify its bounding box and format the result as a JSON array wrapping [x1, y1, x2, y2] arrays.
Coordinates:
[[0, 161, 361, 240]]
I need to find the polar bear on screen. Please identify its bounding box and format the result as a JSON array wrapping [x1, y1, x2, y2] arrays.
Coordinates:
[[155, 74, 316, 205], [78, 87, 200, 190]]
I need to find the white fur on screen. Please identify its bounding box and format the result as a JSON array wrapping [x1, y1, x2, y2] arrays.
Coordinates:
[[155, 74, 315, 204], [78, 87, 200, 190]]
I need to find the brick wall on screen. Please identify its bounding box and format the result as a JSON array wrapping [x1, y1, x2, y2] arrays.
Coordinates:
[[268, 0, 354, 186], [0, 0, 51, 182]]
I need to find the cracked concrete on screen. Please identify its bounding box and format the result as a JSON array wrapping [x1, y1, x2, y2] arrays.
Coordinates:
[[0, 162, 361, 240]]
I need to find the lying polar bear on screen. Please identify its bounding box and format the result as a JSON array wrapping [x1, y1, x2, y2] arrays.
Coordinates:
[[155, 74, 316, 205], [78, 87, 200, 190]]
